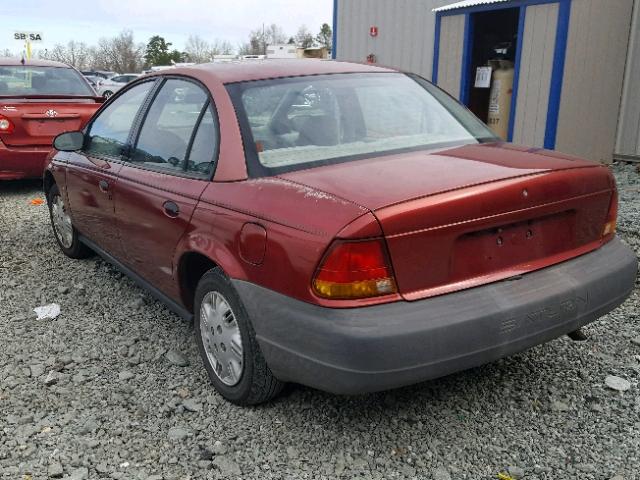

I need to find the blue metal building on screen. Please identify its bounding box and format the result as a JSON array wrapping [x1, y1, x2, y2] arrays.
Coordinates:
[[334, 0, 639, 163]]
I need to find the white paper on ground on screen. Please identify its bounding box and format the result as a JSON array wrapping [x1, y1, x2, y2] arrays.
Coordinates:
[[34, 303, 61, 320]]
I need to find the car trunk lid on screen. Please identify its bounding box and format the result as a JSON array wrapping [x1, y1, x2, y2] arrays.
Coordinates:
[[279, 143, 601, 210], [0, 96, 101, 147], [280, 143, 615, 300]]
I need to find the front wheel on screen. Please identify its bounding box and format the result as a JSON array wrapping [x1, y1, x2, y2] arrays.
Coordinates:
[[194, 268, 284, 405], [47, 184, 92, 259]]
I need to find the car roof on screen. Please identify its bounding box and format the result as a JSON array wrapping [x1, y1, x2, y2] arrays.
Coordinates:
[[0, 57, 73, 68], [178, 59, 397, 84]]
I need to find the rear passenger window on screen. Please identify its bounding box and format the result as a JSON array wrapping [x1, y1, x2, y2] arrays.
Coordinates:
[[131, 79, 217, 178], [187, 108, 218, 177]]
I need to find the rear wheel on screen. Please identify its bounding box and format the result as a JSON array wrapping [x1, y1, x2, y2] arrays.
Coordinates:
[[47, 184, 91, 259], [194, 268, 284, 405], [103, 90, 114, 99]]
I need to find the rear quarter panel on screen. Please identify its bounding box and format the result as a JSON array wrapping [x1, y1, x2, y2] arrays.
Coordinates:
[[175, 179, 372, 305]]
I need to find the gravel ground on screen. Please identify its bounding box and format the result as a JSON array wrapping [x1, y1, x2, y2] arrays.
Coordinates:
[[1, 164, 639, 480]]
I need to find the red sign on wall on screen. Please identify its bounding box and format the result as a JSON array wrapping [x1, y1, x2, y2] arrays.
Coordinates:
[[370, 26, 378, 37]]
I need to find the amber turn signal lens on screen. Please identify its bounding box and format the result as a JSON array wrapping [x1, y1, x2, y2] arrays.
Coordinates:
[[603, 220, 616, 237], [313, 277, 397, 299], [312, 239, 398, 300], [603, 189, 618, 239]]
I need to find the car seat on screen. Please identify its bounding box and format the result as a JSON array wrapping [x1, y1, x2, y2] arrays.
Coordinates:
[[296, 115, 340, 146]]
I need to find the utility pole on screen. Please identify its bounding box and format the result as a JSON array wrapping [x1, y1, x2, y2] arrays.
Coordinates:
[[262, 23, 267, 56]]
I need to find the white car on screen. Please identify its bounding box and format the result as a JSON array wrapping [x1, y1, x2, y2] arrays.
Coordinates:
[[96, 73, 140, 98], [82, 75, 101, 89]]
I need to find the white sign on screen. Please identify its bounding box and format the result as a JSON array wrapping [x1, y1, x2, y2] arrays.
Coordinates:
[[14, 31, 44, 42], [474, 66, 492, 88]]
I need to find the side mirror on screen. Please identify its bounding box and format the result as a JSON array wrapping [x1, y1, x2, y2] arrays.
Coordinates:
[[54, 131, 85, 152]]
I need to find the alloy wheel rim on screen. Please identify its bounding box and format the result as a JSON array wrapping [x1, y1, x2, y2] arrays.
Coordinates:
[[200, 291, 244, 386], [51, 194, 73, 249]]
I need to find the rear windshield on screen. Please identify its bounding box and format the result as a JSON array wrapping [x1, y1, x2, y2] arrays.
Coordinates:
[[228, 72, 497, 176], [0, 66, 94, 96]]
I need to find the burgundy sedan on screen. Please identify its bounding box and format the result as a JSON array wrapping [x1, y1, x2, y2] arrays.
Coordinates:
[[0, 58, 102, 180], [45, 60, 637, 405]]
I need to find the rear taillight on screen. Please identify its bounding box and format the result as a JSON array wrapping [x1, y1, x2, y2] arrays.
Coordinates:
[[603, 189, 618, 239], [312, 238, 398, 300], [0, 114, 14, 134]]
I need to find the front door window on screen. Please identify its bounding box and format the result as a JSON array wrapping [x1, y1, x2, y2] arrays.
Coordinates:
[[85, 81, 154, 158], [131, 79, 217, 178]]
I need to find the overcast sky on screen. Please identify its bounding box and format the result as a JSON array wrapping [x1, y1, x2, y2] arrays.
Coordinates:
[[1, 0, 333, 53]]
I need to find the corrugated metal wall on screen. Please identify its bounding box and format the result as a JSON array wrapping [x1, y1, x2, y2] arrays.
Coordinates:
[[336, 0, 450, 79], [616, 0, 640, 160], [335, 0, 636, 163], [555, 0, 634, 163], [512, 3, 558, 148], [436, 15, 466, 97]]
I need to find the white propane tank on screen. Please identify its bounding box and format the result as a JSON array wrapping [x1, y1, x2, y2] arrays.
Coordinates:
[[487, 60, 515, 140]]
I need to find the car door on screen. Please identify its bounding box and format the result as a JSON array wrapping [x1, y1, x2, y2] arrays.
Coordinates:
[[113, 77, 219, 297], [65, 80, 156, 258]]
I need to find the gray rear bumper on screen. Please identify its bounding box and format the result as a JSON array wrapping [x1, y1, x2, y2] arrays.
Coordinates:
[[233, 238, 637, 394]]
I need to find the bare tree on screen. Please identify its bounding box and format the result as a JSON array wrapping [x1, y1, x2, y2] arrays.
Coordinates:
[[210, 39, 235, 56], [185, 35, 211, 63], [30, 29, 236, 71], [241, 24, 288, 55], [69, 41, 91, 69], [242, 28, 264, 55], [41, 44, 65, 63], [95, 30, 145, 73], [41, 41, 92, 69], [295, 25, 315, 48], [237, 42, 252, 56], [90, 43, 108, 70], [1, 48, 15, 58], [265, 24, 287, 46], [185, 35, 235, 63]]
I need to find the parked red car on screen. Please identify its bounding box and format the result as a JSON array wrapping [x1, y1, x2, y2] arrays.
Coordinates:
[[45, 60, 637, 405], [0, 58, 101, 180]]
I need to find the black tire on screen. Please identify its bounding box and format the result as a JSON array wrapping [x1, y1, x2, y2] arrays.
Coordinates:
[[194, 267, 284, 405], [47, 183, 92, 259]]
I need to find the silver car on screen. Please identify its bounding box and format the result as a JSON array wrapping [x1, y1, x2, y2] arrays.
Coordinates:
[[96, 73, 140, 98]]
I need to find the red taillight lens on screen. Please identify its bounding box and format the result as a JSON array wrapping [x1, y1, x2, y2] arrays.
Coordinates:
[[603, 189, 618, 239], [313, 239, 398, 299], [0, 114, 15, 134]]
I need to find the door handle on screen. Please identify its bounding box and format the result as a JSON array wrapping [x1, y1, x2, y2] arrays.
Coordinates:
[[163, 201, 180, 217], [98, 179, 109, 193]]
